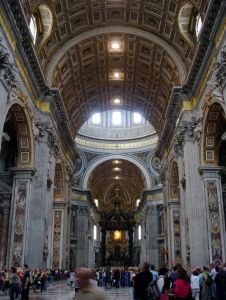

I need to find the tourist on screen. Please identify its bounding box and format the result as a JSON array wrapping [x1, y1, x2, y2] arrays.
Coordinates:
[[75, 268, 106, 300], [157, 267, 170, 299], [21, 264, 30, 300], [215, 263, 226, 300], [150, 265, 158, 282], [133, 262, 153, 300], [209, 263, 218, 300], [190, 269, 200, 300], [69, 270, 75, 287], [174, 266, 191, 300], [113, 269, 120, 288], [40, 271, 47, 292], [105, 268, 111, 289], [200, 266, 211, 300], [2, 268, 10, 295], [9, 267, 20, 300], [169, 265, 178, 289], [124, 269, 130, 287]]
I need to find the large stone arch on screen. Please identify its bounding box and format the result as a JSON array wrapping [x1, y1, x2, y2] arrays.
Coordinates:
[[3, 102, 34, 168], [46, 26, 187, 85], [201, 101, 226, 166], [82, 154, 151, 189]]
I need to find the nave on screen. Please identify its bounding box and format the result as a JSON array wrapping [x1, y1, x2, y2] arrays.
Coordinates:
[[1, 283, 133, 300]]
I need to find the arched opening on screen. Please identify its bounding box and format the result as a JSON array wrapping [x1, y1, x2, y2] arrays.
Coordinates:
[[88, 159, 146, 212], [202, 102, 226, 166], [202, 102, 226, 238], [178, 2, 203, 46], [0, 103, 33, 266], [29, 5, 53, 48]]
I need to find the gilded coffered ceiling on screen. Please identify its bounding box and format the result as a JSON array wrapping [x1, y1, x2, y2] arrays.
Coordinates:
[[21, 0, 208, 136], [88, 159, 145, 211]]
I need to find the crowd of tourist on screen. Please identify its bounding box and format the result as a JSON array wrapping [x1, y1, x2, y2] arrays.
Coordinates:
[[1, 262, 226, 300], [132, 262, 226, 300], [0, 265, 69, 300]]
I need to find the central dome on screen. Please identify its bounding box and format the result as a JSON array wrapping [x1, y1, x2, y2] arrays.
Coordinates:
[[76, 109, 157, 150]]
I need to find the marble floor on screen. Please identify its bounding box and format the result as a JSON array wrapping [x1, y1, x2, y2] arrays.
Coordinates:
[[1, 282, 133, 300]]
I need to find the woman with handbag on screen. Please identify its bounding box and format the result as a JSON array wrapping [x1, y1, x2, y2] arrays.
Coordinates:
[[174, 267, 191, 300]]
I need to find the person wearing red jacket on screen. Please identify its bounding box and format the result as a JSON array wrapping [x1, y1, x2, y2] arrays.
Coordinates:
[[174, 267, 191, 300]]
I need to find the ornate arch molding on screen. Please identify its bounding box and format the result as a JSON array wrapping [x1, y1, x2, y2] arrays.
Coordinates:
[[4, 102, 34, 167], [82, 154, 151, 189], [201, 101, 226, 166], [46, 26, 187, 84]]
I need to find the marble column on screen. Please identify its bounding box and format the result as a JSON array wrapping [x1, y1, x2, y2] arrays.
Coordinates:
[[74, 204, 89, 267], [182, 129, 209, 266], [25, 120, 58, 268], [146, 204, 159, 267], [199, 167, 226, 263], [176, 152, 189, 267], [8, 168, 35, 267]]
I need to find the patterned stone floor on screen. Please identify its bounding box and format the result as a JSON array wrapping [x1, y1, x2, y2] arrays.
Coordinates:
[[0, 282, 133, 300]]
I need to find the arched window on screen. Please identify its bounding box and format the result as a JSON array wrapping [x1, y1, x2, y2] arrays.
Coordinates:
[[195, 14, 203, 38], [29, 15, 37, 43], [93, 225, 97, 240], [138, 225, 141, 240], [94, 198, 99, 207]]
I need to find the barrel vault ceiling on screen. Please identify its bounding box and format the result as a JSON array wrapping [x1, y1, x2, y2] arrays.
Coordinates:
[[88, 159, 146, 211], [21, 0, 208, 136]]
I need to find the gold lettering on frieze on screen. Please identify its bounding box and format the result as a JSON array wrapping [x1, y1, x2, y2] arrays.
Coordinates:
[[76, 137, 158, 150]]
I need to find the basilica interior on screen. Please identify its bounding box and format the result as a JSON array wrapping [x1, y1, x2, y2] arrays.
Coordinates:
[[0, 0, 226, 272]]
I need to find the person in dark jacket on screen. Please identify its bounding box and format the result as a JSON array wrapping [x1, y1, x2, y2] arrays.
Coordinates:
[[215, 264, 226, 300], [133, 262, 153, 300]]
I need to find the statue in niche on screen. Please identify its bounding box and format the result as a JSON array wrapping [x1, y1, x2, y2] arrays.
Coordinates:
[[207, 182, 218, 210]]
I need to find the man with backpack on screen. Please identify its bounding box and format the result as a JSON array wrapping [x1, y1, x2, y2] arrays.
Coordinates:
[[200, 266, 211, 300], [133, 262, 153, 300]]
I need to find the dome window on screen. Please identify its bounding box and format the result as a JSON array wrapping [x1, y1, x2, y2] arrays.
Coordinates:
[[91, 113, 101, 125], [133, 112, 142, 124], [112, 111, 122, 126]]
